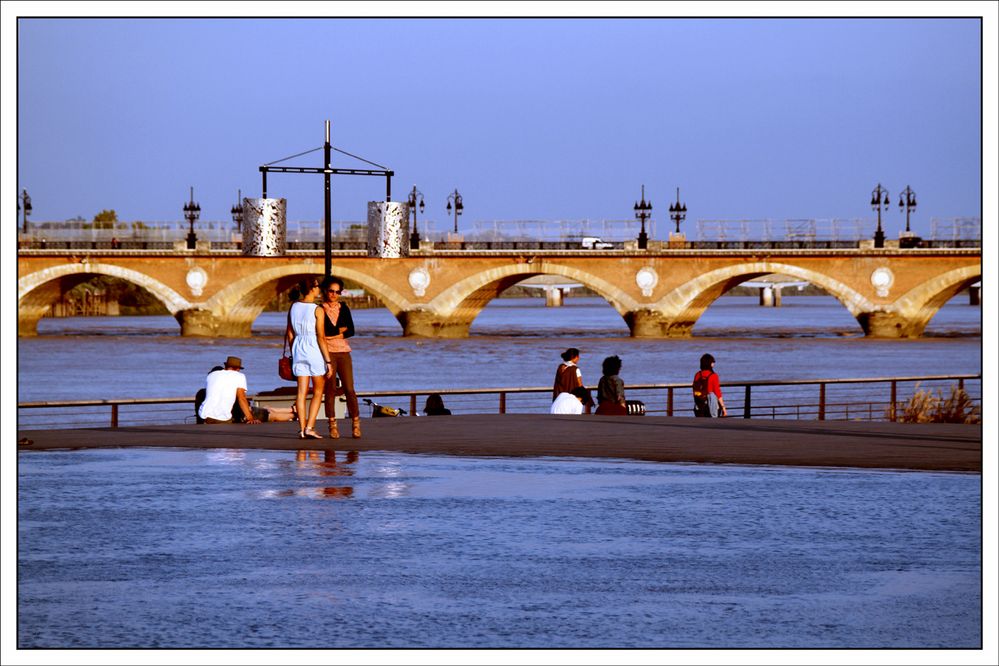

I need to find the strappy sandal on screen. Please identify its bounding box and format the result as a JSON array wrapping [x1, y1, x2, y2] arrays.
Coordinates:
[[328, 419, 340, 439], [351, 417, 362, 439], [303, 428, 323, 439]]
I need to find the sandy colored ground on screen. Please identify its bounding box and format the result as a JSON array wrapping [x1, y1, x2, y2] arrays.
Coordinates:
[[17, 414, 980, 472]]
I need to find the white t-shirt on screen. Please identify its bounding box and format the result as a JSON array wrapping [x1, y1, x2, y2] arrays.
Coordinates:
[[198, 369, 248, 421], [550, 392, 584, 415]]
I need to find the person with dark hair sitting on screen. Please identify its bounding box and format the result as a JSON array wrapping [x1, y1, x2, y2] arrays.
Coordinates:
[[693, 353, 727, 417], [423, 393, 452, 416], [595, 355, 628, 416]]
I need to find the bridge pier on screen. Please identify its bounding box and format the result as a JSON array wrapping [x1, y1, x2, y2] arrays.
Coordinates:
[[398, 310, 472, 338], [17, 307, 48, 337], [624, 309, 692, 337], [855, 311, 927, 338], [175, 308, 254, 337]]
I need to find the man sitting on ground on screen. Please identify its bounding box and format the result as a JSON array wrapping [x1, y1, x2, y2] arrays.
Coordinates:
[[197, 356, 261, 425], [550, 386, 591, 415]]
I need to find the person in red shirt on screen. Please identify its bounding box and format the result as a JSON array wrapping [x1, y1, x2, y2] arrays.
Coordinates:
[[693, 353, 727, 417]]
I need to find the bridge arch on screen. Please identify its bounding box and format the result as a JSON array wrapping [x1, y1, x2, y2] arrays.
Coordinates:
[[402, 261, 637, 337], [867, 265, 982, 337], [198, 262, 416, 337], [631, 261, 875, 337], [17, 262, 191, 336]]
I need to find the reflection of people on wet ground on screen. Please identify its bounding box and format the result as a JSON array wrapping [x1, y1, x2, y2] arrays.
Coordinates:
[[423, 393, 452, 416], [196, 357, 261, 424], [553, 347, 593, 413], [550, 386, 591, 415], [287, 277, 333, 439], [595, 355, 628, 416], [693, 353, 727, 418], [320, 275, 361, 439]]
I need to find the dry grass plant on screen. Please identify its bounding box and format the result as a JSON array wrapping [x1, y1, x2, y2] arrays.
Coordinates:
[[894, 384, 981, 424]]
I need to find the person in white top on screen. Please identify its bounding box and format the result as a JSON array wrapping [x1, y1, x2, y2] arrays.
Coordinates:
[[198, 356, 260, 424], [550, 387, 591, 415]]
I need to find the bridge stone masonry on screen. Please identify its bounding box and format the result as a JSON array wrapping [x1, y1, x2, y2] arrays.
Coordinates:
[[17, 247, 981, 338]]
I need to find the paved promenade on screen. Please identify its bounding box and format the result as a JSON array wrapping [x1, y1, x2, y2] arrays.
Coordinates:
[[17, 415, 981, 472]]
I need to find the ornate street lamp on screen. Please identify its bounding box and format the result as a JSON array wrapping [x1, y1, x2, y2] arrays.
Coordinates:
[[230, 188, 243, 230], [898, 185, 917, 234], [668, 187, 687, 234], [407, 184, 425, 249], [183, 186, 201, 250], [446, 188, 463, 235], [870, 183, 889, 248], [19, 189, 32, 234], [634, 184, 652, 249]]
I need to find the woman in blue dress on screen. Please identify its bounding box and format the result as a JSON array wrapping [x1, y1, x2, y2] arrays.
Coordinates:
[[286, 277, 333, 439]]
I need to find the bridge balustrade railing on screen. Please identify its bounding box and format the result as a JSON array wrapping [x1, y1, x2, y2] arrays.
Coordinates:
[[17, 375, 980, 431]]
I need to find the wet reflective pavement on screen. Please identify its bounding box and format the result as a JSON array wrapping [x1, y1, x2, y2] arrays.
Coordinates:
[[18, 448, 981, 648]]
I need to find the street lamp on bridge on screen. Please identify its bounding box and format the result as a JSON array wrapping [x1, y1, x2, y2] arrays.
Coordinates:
[[668, 187, 687, 234], [184, 186, 201, 250], [230, 189, 243, 231], [634, 184, 652, 250], [407, 185, 425, 249], [19, 189, 32, 234], [898, 185, 917, 234], [870, 183, 889, 249], [446, 188, 463, 235]]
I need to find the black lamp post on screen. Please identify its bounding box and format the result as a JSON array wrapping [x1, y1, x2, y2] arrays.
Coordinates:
[[408, 185, 425, 249], [19, 189, 33, 234], [183, 186, 201, 249], [898, 185, 917, 234], [870, 183, 889, 249], [634, 184, 652, 249], [230, 188, 243, 230], [446, 188, 463, 235], [668, 187, 687, 234]]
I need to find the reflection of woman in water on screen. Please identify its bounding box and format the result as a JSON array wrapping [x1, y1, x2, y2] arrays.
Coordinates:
[[320, 275, 361, 439], [286, 277, 332, 439], [424, 393, 452, 415], [595, 355, 628, 416]]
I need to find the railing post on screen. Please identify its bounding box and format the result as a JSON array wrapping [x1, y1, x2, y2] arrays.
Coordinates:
[[889, 380, 897, 422], [499, 392, 506, 414], [667, 387, 674, 417], [818, 383, 826, 421], [410, 394, 417, 416], [958, 378, 965, 391], [743, 385, 751, 418], [111, 403, 118, 428]]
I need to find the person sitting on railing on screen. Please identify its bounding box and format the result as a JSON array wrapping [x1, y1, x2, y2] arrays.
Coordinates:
[[423, 393, 452, 416], [550, 387, 591, 415], [197, 356, 261, 425], [692, 353, 727, 418]]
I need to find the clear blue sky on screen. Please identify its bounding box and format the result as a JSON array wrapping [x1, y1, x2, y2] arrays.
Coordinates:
[[16, 17, 982, 236]]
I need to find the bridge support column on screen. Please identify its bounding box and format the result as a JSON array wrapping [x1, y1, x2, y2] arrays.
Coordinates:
[[855, 311, 927, 338], [624, 309, 692, 338], [969, 285, 980, 306], [18, 306, 49, 337], [398, 310, 472, 338], [175, 308, 254, 337], [545, 287, 563, 307]]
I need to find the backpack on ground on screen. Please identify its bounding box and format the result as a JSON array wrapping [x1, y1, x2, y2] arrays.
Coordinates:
[[692, 370, 714, 417]]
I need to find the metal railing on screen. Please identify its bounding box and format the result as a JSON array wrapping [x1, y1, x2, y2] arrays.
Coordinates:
[[17, 374, 981, 431]]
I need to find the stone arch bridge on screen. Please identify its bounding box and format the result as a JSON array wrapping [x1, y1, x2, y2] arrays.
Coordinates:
[[17, 248, 981, 338]]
